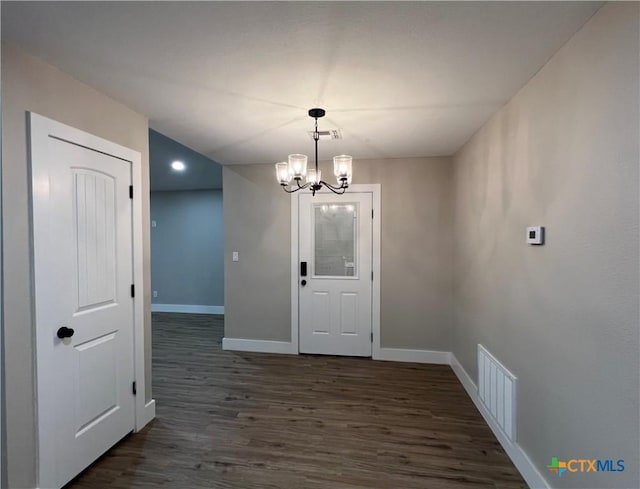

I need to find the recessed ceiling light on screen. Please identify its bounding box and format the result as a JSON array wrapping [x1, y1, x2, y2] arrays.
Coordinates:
[[171, 161, 185, 171]]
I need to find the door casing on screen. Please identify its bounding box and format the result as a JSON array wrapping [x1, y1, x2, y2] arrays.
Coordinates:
[[291, 184, 381, 355], [28, 113, 153, 488]]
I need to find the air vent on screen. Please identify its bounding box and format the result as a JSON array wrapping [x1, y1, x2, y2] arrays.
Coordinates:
[[478, 345, 517, 442], [308, 129, 342, 141]]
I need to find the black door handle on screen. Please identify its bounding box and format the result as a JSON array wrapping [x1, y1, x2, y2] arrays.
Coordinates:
[[300, 261, 307, 277], [57, 326, 74, 339]]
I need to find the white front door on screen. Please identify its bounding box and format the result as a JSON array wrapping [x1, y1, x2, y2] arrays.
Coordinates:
[[299, 192, 373, 356], [30, 115, 136, 488]]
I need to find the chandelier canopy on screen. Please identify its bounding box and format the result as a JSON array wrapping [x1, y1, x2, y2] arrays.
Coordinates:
[[275, 108, 352, 195]]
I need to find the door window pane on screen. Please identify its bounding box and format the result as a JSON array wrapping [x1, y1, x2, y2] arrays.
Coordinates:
[[313, 203, 357, 277]]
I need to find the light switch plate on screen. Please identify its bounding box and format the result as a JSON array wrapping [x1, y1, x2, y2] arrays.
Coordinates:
[[526, 226, 545, 245], [232, 251, 239, 262]]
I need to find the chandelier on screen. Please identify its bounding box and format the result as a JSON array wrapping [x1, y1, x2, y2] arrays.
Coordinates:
[[275, 108, 352, 195]]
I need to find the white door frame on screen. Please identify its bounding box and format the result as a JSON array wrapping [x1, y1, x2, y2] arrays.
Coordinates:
[[28, 113, 153, 487], [290, 184, 381, 355]]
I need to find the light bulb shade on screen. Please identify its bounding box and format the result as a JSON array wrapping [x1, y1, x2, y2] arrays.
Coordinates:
[[333, 155, 353, 180], [307, 169, 321, 184], [275, 162, 290, 184], [288, 154, 308, 178]]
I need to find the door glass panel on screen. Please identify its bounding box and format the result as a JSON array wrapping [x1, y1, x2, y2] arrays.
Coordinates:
[[313, 203, 357, 277]]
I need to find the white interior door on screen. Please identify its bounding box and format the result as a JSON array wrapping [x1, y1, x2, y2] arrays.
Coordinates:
[[30, 115, 136, 488], [299, 192, 373, 356]]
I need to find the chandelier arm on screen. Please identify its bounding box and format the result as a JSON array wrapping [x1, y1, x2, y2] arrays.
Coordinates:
[[295, 178, 311, 190], [319, 180, 348, 191], [318, 180, 348, 195], [281, 186, 299, 194], [281, 181, 311, 193]]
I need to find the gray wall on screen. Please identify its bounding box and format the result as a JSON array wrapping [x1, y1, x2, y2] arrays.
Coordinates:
[[151, 190, 224, 306], [451, 3, 639, 488], [1, 43, 152, 488], [223, 164, 296, 341], [223, 157, 454, 350]]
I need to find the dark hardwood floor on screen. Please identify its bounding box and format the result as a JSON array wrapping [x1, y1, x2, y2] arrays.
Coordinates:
[[67, 313, 527, 489]]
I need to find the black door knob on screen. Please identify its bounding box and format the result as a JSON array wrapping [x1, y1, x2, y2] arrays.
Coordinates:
[[57, 326, 74, 339], [301, 279, 307, 286]]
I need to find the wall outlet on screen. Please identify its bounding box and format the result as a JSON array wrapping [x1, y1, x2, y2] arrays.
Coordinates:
[[232, 251, 239, 262], [153, 290, 158, 298]]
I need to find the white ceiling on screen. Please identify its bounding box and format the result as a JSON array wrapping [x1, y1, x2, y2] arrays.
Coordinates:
[[2, 1, 601, 165]]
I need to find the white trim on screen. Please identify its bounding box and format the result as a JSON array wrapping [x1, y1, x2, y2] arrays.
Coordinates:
[[372, 186, 381, 358], [151, 304, 224, 314], [374, 347, 451, 365], [222, 337, 297, 354], [450, 354, 549, 489], [28, 113, 154, 488], [291, 184, 381, 357], [290, 191, 299, 352], [450, 354, 481, 402], [140, 400, 156, 428], [129, 126, 153, 434]]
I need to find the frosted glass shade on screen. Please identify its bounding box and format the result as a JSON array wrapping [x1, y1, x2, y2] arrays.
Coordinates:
[[288, 154, 308, 178], [275, 162, 290, 184], [307, 169, 321, 184], [333, 155, 352, 180]]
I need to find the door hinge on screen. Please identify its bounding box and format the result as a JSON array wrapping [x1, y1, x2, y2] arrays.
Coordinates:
[[371, 332, 373, 343], [129, 185, 133, 199], [131, 284, 135, 298], [132, 381, 137, 396], [372, 209, 374, 219], [371, 271, 374, 281]]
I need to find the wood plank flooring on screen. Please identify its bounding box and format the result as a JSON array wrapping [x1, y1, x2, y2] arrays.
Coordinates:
[[66, 313, 527, 489]]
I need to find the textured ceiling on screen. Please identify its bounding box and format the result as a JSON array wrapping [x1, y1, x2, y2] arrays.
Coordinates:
[[2, 1, 601, 165]]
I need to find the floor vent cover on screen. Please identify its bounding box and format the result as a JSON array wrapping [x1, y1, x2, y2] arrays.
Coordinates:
[[478, 344, 517, 442]]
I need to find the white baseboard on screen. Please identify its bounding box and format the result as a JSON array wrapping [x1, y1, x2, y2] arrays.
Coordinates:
[[222, 337, 297, 355], [151, 304, 224, 314], [450, 355, 549, 489], [450, 353, 478, 400], [374, 347, 451, 365], [136, 399, 156, 431]]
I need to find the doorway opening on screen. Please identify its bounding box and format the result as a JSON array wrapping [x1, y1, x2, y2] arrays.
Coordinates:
[[148, 129, 225, 383]]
